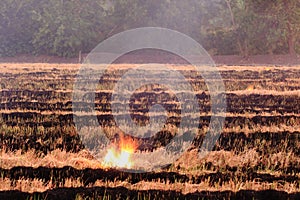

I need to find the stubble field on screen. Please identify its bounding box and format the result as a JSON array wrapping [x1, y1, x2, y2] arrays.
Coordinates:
[[0, 63, 300, 199]]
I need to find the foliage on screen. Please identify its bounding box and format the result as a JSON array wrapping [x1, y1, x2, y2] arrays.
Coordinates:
[[0, 0, 299, 57], [31, 0, 107, 57], [0, 0, 36, 56], [224, 0, 299, 56]]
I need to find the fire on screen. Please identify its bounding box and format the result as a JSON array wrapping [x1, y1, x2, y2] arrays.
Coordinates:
[[246, 85, 254, 91], [102, 134, 138, 169]]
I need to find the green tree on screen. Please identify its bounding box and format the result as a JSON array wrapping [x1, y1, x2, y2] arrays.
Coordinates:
[[0, 0, 36, 56], [31, 0, 108, 57], [273, 0, 300, 55], [0, 0, 298, 57], [224, 0, 300, 56]]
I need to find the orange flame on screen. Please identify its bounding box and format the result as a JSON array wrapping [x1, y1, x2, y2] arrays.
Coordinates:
[[246, 85, 254, 91], [102, 134, 138, 169]]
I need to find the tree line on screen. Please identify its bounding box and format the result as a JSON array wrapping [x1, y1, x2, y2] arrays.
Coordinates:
[[0, 0, 299, 57]]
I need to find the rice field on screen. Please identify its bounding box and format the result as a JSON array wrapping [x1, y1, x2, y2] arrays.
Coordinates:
[[0, 63, 300, 199]]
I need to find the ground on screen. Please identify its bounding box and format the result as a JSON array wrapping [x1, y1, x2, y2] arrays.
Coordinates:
[[0, 55, 299, 199], [0, 53, 299, 65]]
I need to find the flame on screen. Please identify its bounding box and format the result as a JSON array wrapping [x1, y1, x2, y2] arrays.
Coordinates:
[[246, 85, 254, 91], [102, 134, 138, 169]]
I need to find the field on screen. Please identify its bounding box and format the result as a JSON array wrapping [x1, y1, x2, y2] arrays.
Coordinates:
[[0, 63, 300, 199]]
